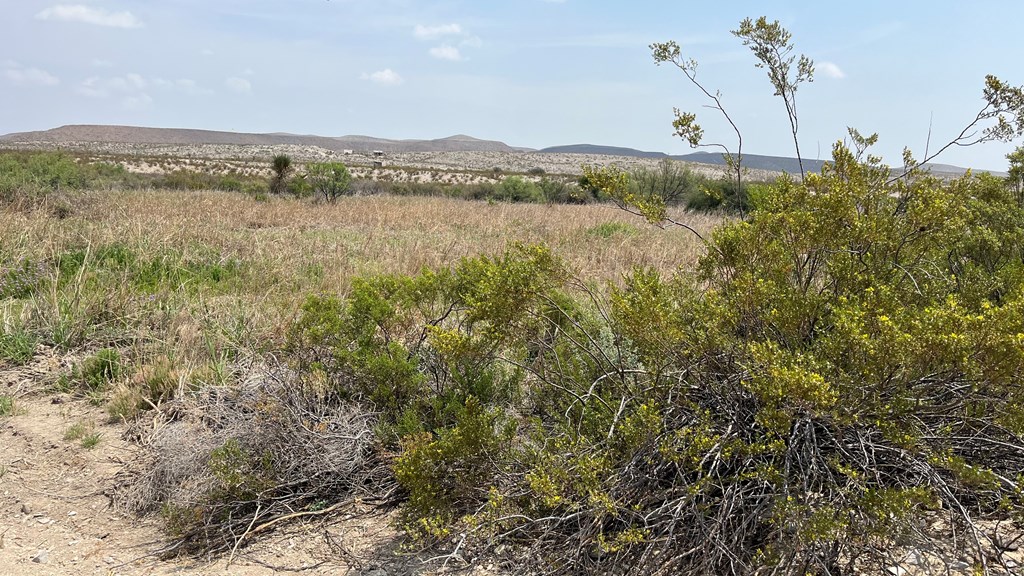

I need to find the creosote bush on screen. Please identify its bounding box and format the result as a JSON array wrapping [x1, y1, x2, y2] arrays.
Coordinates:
[[279, 142, 1024, 574]]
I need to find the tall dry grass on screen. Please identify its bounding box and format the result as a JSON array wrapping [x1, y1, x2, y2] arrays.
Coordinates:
[[1, 189, 723, 416], [35, 190, 720, 284]]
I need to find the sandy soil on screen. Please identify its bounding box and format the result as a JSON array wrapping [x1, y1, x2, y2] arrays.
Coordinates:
[[0, 349, 454, 576]]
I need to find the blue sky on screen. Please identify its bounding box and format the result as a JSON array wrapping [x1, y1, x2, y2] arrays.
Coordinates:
[[2, 0, 1021, 171]]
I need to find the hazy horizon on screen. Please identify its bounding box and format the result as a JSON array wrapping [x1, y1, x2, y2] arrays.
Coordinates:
[[3, 1, 1021, 172]]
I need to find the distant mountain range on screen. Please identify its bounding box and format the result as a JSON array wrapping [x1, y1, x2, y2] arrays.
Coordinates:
[[0, 125, 530, 154], [538, 145, 999, 177], [0, 125, 999, 176]]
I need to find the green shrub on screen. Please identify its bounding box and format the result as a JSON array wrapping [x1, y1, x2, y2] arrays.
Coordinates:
[[282, 144, 1024, 573], [495, 176, 542, 203], [537, 176, 587, 204], [0, 151, 138, 205], [149, 169, 264, 193], [288, 244, 562, 435], [59, 348, 124, 394], [394, 396, 514, 538], [288, 174, 313, 198], [306, 162, 352, 202]]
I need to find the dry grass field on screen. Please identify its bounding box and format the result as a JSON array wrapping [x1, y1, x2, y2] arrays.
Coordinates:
[[0, 187, 721, 575], [4, 147, 1021, 576]]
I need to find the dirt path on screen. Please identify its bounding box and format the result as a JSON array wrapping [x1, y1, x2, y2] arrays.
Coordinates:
[[0, 351, 412, 576]]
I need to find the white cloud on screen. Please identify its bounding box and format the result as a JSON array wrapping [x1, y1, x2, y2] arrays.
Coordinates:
[[818, 61, 846, 79], [36, 4, 143, 28], [122, 93, 153, 110], [414, 23, 462, 40], [415, 23, 480, 59], [77, 73, 208, 106], [91, 58, 114, 68], [154, 77, 211, 96], [124, 73, 146, 89], [3, 62, 60, 87], [360, 69, 403, 86], [76, 76, 105, 97], [76, 74, 144, 97], [429, 45, 463, 61], [224, 76, 252, 94], [75, 74, 152, 109]]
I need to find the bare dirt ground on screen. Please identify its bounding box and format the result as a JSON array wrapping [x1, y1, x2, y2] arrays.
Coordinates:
[[0, 349, 494, 576]]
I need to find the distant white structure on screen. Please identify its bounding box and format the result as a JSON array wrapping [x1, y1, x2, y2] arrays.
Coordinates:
[[372, 150, 385, 157], [343, 149, 353, 155]]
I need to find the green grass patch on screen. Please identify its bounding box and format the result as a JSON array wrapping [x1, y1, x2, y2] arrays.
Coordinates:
[[0, 394, 15, 416], [57, 348, 125, 394], [586, 221, 640, 239], [55, 243, 244, 294], [0, 327, 37, 365]]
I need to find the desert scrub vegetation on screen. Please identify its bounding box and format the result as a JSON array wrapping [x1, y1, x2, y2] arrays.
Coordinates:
[[240, 141, 1024, 575], [102, 18, 1024, 576], [98, 148, 1024, 574]]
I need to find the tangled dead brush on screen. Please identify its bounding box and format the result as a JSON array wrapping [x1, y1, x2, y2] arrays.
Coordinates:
[[111, 361, 395, 556]]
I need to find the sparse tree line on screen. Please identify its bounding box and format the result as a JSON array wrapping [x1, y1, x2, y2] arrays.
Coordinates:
[[0, 147, 753, 213]]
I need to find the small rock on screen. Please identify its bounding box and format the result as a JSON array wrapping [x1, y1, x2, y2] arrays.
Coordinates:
[[903, 550, 925, 567], [1006, 559, 1019, 569], [37, 517, 52, 525], [67, 511, 76, 517], [20, 503, 32, 515], [104, 556, 117, 565], [995, 534, 1020, 552], [886, 566, 907, 576], [32, 550, 49, 563]]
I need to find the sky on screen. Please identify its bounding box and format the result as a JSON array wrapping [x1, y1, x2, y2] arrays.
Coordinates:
[[2, 1, 1021, 171]]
